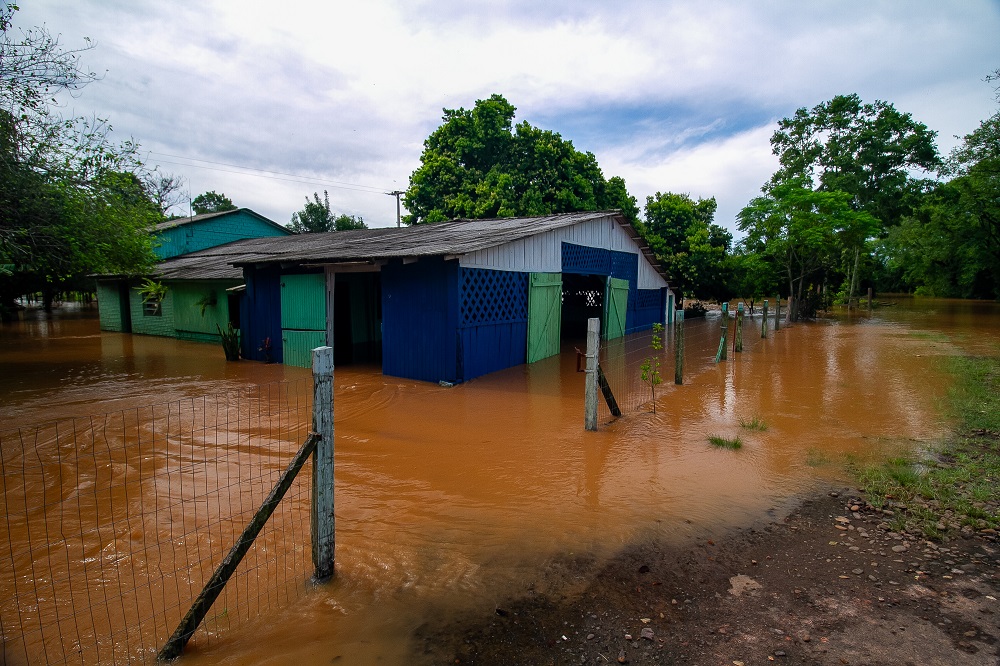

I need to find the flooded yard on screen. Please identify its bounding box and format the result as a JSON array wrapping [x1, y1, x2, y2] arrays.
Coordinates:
[[1, 298, 998, 664]]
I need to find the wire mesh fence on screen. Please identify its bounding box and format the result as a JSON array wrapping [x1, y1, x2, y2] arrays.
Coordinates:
[[0, 379, 315, 665], [597, 305, 775, 420]]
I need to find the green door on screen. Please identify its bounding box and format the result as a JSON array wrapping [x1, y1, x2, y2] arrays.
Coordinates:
[[604, 277, 629, 340], [527, 272, 562, 363], [281, 273, 327, 367]]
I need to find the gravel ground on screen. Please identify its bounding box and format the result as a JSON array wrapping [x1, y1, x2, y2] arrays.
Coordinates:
[[414, 486, 1000, 665]]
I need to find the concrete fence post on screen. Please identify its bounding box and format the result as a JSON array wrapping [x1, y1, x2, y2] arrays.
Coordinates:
[[585, 318, 600, 431], [312, 346, 335, 581], [761, 299, 769, 339]]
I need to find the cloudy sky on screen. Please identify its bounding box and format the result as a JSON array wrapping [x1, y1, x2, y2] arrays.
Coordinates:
[[14, 1, 1000, 234]]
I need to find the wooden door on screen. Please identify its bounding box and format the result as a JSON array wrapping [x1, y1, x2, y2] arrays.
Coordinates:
[[527, 272, 562, 363], [604, 277, 629, 340]]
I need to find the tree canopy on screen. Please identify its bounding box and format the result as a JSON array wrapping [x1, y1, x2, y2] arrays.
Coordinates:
[[639, 192, 733, 301], [1, 4, 160, 317], [288, 190, 366, 233], [191, 190, 237, 215], [403, 94, 638, 225]]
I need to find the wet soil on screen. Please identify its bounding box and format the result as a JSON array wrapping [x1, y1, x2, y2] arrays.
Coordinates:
[[416, 485, 1000, 665]]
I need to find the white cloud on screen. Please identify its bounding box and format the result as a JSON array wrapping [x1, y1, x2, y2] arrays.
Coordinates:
[[13, 0, 1000, 228]]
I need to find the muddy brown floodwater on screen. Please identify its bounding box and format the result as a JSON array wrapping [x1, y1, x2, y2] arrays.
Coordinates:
[[2, 298, 998, 664]]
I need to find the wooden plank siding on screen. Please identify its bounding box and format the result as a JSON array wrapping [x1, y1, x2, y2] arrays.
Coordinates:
[[381, 257, 460, 384], [242, 267, 284, 363], [459, 215, 666, 291]]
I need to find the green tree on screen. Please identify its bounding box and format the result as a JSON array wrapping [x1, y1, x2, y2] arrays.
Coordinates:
[[743, 94, 938, 308], [191, 190, 237, 215], [403, 94, 638, 225], [0, 5, 159, 317], [884, 87, 1000, 298], [738, 177, 878, 320], [639, 192, 733, 301], [770, 94, 939, 228], [288, 190, 366, 233]]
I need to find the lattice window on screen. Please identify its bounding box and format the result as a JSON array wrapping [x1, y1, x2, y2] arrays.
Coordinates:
[[636, 289, 661, 310], [563, 289, 602, 307], [460, 268, 528, 326], [610, 251, 638, 285], [562, 243, 610, 275]]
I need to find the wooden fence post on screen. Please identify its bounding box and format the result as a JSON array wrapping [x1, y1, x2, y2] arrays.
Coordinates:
[[716, 303, 729, 362], [761, 299, 768, 338], [585, 318, 599, 431], [312, 346, 335, 581], [674, 309, 684, 384], [774, 296, 781, 331], [867, 287, 873, 310], [734, 302, 744, 353]]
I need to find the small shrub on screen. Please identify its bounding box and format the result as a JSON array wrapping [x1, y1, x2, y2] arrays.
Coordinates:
[[708, 435, 743, 450], [739, 415, 768, 432]]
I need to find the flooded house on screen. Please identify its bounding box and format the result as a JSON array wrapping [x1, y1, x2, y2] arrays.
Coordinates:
[[232, 210, 674, 383], [94, 208, 291, 340]]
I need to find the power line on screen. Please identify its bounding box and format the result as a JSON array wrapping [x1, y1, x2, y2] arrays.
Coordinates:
[[147, 151, 395, 196]]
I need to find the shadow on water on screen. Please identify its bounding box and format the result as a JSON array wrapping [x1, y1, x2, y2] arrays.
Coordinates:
[[1, 298, 998, 664]]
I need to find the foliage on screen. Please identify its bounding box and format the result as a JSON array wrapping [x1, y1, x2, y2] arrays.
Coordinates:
[[770, 93, 940, 229], [191, 190, 236, 215], [639, 323, 664, 413], [403, 94, 638, 225], [738, 176, 878, 320], [217, 322, 240, 361], [854, 354, 1000, 540], [881, 78, 1000, 299], [1, 5, 160, 315], [739, 415, 768, 432], [288, 190, 366, 233], [739, 93, 940, 312], [639, 192, 733, 300], [136, 278, 167, 304], [708, 435, 743, 450]]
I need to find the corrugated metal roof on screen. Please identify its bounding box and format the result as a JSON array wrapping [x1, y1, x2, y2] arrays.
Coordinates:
[[154, 207, 290, 234], [145, 210, 666, 282], [232, 210, 627, 263]]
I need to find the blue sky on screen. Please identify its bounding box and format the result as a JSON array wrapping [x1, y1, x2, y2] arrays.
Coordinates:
[[13, 0, 1000, 234]]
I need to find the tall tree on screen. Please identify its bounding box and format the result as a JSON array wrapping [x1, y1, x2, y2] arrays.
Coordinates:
[[0, 5, 159, 317], [191, 190, 237, 215], [883, 76, 1000, 299], [639, 192, 733, 301], [404, 94, 638, 225], [288, 190, 366, 233], [770, 93, 939, 229], [738, 176, 878, 319]]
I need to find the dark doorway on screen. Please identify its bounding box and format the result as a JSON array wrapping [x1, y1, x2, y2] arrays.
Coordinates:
[[117, 281, 133, 333], [561, 274, 604, 340], [332, 272, 383, 366]]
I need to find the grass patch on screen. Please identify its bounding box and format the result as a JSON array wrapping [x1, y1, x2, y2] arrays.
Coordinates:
[[739, 415, 768, 432], [708, 435, 743, 450], [805, 448, 831, 467], [853, 352, 1000, 540]]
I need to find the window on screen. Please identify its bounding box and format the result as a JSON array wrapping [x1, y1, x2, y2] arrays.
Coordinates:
[[143, 299, 162, 316]]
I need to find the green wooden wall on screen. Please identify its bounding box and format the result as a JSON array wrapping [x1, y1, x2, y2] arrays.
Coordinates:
[[172, 281, 231, 341]]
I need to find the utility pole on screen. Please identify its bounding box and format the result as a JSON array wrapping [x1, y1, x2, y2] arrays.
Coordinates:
[[386, 190, 404, 227]]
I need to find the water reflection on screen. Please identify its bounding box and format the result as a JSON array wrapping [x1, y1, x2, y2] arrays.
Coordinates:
[[1, 298, 998, 664]]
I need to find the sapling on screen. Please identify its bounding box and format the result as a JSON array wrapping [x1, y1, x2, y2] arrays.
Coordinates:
[[640, 323, 664, 413]]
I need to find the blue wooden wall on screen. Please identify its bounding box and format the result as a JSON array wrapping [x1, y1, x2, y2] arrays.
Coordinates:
[[241, 267, 284, 363], [155, 210, 289, 260], [381, 257, 460, 383], [458, 267, 529, 381], [631, 288, 667, 332], [561, 242, 662, 333]]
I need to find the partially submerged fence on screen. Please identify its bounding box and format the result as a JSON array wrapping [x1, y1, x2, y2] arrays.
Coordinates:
[[587, 301, 782, 425], [0, 348, 335, 664]]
